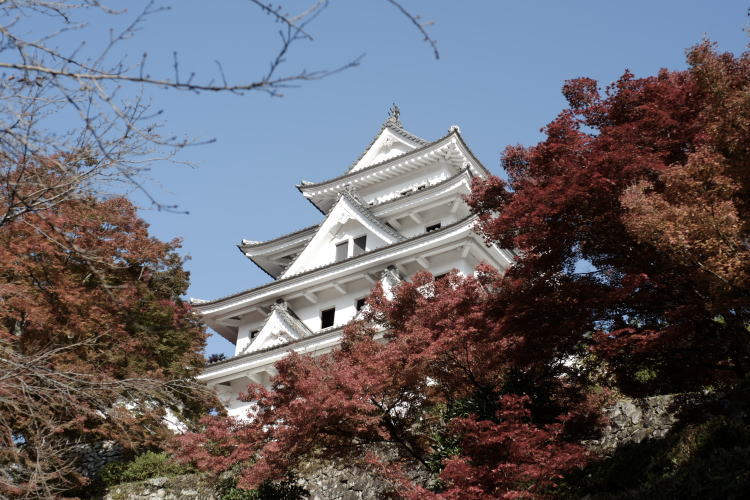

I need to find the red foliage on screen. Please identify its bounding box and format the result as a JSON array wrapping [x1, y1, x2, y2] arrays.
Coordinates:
[[467, 41, 750, 394], [0, 165, 213, 496], [175, 270, 593, 498], [440, 395, 587, 500]]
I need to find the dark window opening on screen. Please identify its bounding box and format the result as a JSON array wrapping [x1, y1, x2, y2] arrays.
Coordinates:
[[321, 307, 336, 328], [426, 222, 442, 232], [399, 188, 412, 196], [335, 241, 348, 262], [416, 184, 427, 191], [353, 236, 367, 256], [250, 330, 260, 340], [434, 273, 448, 281], [356, 298, 367, 311]]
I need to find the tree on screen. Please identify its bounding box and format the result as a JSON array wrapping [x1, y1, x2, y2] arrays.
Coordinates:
[[0, 0, 437, 223], [468, 40, 749, 395], [175, 269, 594, 498], [0, 170, 215, 498]]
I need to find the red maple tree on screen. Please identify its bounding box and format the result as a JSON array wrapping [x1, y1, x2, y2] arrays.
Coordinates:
[[175, 270, 594, 498], [469, 40, 749, 394]]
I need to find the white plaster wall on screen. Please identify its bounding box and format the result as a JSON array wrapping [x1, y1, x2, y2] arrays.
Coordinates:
[[396, 203, 462, 239], [234, 318, 268, 356], [360, 163, 454, 205], [292, 219, 389, 276], [292, 282, 372, 332]]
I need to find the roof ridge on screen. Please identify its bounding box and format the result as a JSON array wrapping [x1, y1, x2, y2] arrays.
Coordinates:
[[297, 131, 455, 192], [239, 223, 319, 250], [341, 112, 429, 176]]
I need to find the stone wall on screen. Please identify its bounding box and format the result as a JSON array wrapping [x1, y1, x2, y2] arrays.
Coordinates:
[[73, 441, 126, 478], [102, 471, 392, 500], [586, 393, 703, 453], [104, 475, 215, 500]]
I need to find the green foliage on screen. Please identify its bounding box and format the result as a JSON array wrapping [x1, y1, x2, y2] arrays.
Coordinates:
[[97, 451, 195, 488], [96, 461, 128, 489], [216, 475, 308, 500], [633, 367, 658, 384]]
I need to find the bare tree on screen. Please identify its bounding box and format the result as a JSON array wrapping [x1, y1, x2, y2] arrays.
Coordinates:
[[0, 0, 437, 224], [0, 338, 217, 498]]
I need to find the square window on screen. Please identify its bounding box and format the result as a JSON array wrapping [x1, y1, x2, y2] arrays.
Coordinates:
[[353, 236, 367, 256], [250, 330, 259, 339], [426, 222, 442, 232], [321, 307, 336, 328], [335, 241, 348, 262], [356, 298, 367, 311]]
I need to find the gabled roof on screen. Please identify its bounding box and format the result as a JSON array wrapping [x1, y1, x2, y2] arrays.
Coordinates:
[[241, 299, 313, 354], [344, 106, 428, 174], [297, 129, 491, 213], [279, 189, 405, 279], [193, 215, 479, 313], [298, 130, 451, 192]]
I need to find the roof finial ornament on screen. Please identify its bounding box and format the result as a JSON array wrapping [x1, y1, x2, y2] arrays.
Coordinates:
[[387, 103, 401, 125], [342, 183, 362, 203]]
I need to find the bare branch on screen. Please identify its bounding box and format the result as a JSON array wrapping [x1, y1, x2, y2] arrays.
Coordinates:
[[383, 0, 439, 59]]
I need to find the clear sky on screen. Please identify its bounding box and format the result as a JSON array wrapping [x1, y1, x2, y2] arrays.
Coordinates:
[[97, 1, 748, 356]]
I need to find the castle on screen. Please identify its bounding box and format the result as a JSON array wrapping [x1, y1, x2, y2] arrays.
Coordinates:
[[192, 107, 514, 416]]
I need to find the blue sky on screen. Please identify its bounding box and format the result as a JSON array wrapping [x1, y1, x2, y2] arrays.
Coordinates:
[[96, 1, 748, 356]]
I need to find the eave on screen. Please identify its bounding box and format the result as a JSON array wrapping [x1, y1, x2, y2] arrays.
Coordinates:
[[297, 131, 491, 213], [199, 326, 345, 384], [238, 225, 318, 279], [194, 215, 482, 318]]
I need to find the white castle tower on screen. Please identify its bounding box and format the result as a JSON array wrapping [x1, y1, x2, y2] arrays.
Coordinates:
[[193, 107, 515, 416]]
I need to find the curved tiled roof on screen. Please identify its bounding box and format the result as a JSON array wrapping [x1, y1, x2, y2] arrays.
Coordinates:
[[297, 131, 454, 192], [240, 169, 474, 279], [238, 223, 318, 251], [370, 167, 473, 211], [278, 190, 406, 279], [194, 215, 477, 309], [343, 117, 429, 175]]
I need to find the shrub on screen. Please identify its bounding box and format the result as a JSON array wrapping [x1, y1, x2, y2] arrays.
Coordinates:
[[97, 451, 195, 488]]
